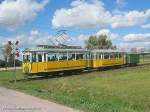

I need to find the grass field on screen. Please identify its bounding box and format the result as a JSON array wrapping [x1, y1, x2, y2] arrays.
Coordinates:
[[0, 64, 150, 112]]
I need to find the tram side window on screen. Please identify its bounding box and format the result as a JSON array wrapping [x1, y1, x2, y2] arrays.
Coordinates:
[[99, 53, 102, 59], [38, 54, 42, 62], [115, 53, 118, 58], [32, 53, 36, 62], [76, 54, 83, 60], [68, 53, 75, 60], [47, 53, 58, 61], [96, 53, 99, 59], [23, 55, 30, 62], [98, 53, 101, 59], [44, 53, 46, 62], [110, 54, 113, 59], [110, 53, 115, 59], [59, 53, 67, 61], [119, 53, 122, 58], [86, 53, 91, 60], [23, 55, 25, 62], [91, 53, 96, 60], [104, 53, 109, 59], [83, 53, 87, 60]]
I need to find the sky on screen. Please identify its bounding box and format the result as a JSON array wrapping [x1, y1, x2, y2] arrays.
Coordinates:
[[0, 0, 150, 55]]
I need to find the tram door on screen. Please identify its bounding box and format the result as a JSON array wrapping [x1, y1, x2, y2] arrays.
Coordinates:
[[22, 53, 32, 74], [86, 52, 92, 68], [30, 52, 38, 73], [36, 53, 47, 73], [31, 52, 45, 73]]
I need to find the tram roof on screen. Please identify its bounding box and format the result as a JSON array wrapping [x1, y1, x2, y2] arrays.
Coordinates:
[[91, 49, 125, 53], [23, 48, 89, 52], [23, 48, 125, 53]]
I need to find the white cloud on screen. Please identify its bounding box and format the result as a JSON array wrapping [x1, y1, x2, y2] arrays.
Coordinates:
[[0, 30, 77, 49], [111, 10, 150, 28], [52, 0, 150, 29], [123, 33, 150, 42], [141, 24, 150, 28], [0, 0, 49, 30], [119, 33, 150, 51], [118, 42, 150, 51], [52, 0, 111, 28], [0, 30, 54, 48], [78, 34, 89, 41], [96, 29, 118, 40]]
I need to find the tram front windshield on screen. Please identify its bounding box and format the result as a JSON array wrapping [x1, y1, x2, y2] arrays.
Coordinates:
[[23, 54, 30, 62]]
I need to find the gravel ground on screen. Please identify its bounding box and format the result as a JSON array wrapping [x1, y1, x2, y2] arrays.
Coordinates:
[[0, 87, 80, 112]]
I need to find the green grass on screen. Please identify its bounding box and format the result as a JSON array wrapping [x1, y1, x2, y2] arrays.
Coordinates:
[[0, 64, 150, 112]]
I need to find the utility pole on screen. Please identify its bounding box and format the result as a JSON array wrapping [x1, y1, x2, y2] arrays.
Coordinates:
[[8, 41, 19, 84], [55, 30, 72, 45]]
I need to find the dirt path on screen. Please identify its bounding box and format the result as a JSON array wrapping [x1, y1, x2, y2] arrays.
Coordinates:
[[0, 87, 80, 112]]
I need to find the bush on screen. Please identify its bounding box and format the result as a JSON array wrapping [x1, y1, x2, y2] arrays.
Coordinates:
[[0, 59, 22, 67], [0, 60, 6, 67], [7, 59, 22, 67]]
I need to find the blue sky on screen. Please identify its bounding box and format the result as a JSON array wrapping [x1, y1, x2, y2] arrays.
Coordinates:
[[0, 0, 150, 52]]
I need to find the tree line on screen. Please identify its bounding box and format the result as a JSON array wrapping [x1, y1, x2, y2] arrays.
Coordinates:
[[0, 59, 22, 68]]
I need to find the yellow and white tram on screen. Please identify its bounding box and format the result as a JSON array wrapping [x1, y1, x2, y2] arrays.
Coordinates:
[[91, 50, 125, 68], [22, 48, 126, 76], [22, 48, 90, 74]]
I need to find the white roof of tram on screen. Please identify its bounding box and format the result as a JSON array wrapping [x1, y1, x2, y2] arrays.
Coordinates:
[[92, 49, 125, 53], [23, 48, 125, 53], [23, 48, 89, 53]]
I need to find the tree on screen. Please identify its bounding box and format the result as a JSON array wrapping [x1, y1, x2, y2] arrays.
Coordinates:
[[85, 35, 116, 50], [2, 42, 12, 69]]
